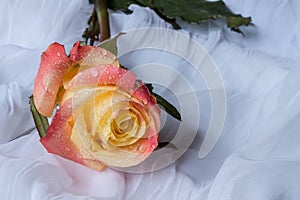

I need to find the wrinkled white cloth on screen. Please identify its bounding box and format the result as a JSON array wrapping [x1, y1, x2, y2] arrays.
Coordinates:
[[1, 0, 300, 199]]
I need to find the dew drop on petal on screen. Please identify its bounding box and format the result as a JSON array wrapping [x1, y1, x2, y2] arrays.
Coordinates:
[[129, 154, 135, 158], [142, 98, 148, 105], [101, 100, 107, 105], [56, 52, 61, 57], [64, 147, 71, 152], [151, 144, 156, 149], [91, 69, 99, 77], [138, 144, 146, 152], [66, 103, 72, 109], [79, 147, 84, 152], [101, 49, 107, 56]]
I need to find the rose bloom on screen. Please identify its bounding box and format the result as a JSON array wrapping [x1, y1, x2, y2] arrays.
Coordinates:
[[33, 42, 160, 171]]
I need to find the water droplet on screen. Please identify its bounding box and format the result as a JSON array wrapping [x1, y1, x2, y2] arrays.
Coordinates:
[[118, 74, 122, 78], [108, 76, 112, 80], [151, 144, 156, 149], [101, 100, 107, 105], [129, 154, 135, 158], [57, 52, 61, 56], [66, 103, 72, 109], [64, 147, 71, 152], [101, 49, 107, 56], [91, 69, 99, 77], [138, 144, 145, 152], [106, 71, 110, 74], [142, 98, 148, 105], [79, 147, 85, 153]]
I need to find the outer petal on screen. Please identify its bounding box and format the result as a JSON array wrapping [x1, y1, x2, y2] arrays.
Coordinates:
[[33, 42, 71, 117], [70, 42, 119, 67], [132, 80, 157, 108], [40, 99, 106, 171], [66, 65, 136, 92], [85, 137, 158, 168], [131, 81, 161, 135]]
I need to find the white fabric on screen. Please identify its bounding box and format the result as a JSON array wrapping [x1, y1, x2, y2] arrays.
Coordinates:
[[1, 0, 300, 199]]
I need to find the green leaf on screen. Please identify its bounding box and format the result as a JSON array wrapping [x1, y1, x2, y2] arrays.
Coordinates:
[[145, 83, 154, 93], [29, 95, 49, 138], [227, 14, 252, 33], [154, 142, 177, 151], [98, 32, 126, 55], [107, 0, 133, 11], [153, 93, 182, 121], [145, 83, 182, 121], [107, 0, 252, 33]]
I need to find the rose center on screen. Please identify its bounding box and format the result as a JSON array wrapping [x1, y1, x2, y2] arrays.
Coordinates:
[[113, 110, 137, 135], [118, 119, 134, 133]]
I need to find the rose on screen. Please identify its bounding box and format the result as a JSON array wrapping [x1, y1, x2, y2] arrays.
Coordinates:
[[33, 42, 160, 171]]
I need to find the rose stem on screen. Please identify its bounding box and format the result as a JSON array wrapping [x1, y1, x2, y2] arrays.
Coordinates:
[[95, 0, 110, 42]]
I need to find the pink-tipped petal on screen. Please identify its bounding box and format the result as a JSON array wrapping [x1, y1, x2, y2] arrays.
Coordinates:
[[40, 99, 83, 164], [40, 99, 106, 171], [132, 81, 157, 108], [70, 42, 118, 67], [66, 65, 136, 92], [33, 42, 71, 117]]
